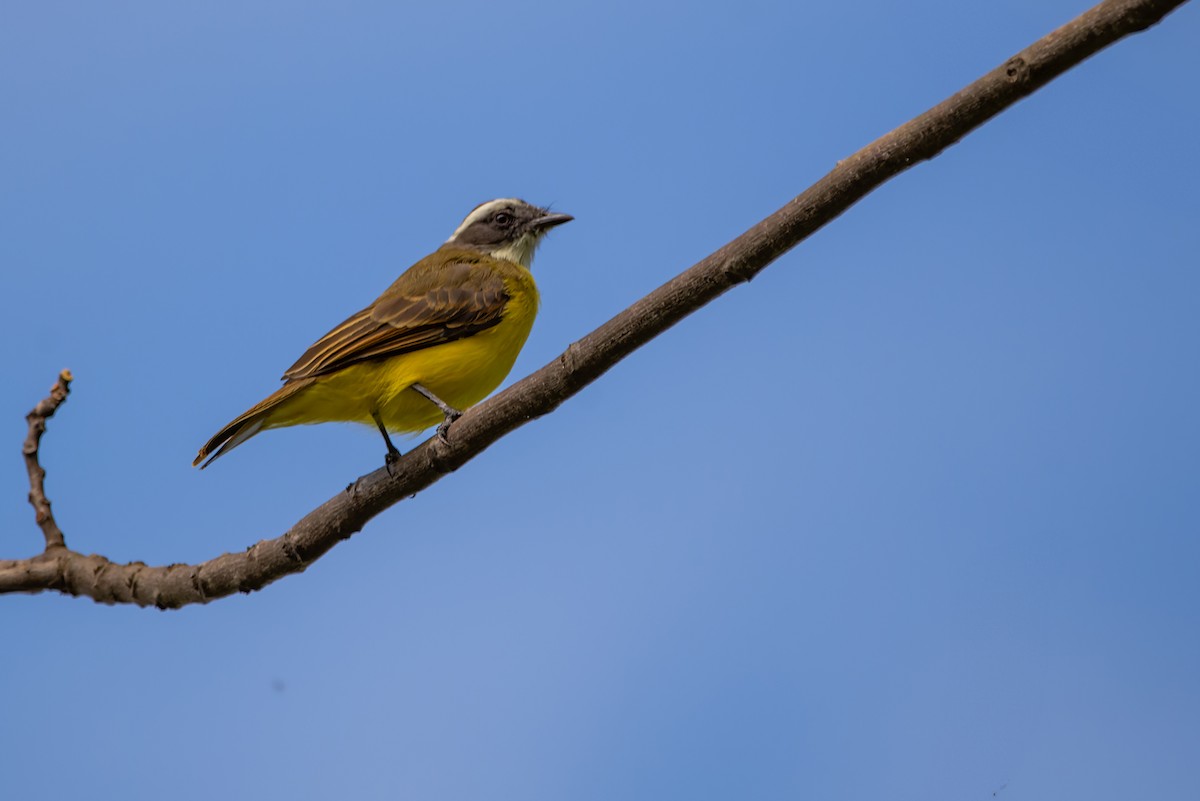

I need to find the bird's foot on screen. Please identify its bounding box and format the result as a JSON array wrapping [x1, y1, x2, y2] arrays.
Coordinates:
[[436, 409, 462, 445], [372, 410, 403, 477], [384, 446, 402, 477], [412, 383, 462, 444]]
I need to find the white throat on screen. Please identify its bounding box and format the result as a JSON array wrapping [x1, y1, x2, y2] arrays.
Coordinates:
[[488, 233, 540, 268]]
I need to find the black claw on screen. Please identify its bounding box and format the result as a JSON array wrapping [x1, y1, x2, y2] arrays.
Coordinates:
[[436, 409, 461, 445]]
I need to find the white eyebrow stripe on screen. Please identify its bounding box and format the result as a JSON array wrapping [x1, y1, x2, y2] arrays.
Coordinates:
[[446, 198, 524, 242]]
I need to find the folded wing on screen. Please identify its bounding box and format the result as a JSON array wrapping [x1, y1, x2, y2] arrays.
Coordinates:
[[282, 256, 510, 382]]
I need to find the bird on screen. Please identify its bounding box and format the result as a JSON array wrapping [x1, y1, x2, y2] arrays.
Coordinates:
[[193, 198, 572, 468]]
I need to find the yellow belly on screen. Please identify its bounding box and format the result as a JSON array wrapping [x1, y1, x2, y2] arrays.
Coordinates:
[[268, 283, 538, 434]]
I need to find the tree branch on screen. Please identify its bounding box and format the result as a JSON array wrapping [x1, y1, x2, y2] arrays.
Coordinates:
[[23, 370, 71, 551], [2, 0, 1189, 607]]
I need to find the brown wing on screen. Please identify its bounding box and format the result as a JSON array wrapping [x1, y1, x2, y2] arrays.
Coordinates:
[[282, 251, 510, 381]]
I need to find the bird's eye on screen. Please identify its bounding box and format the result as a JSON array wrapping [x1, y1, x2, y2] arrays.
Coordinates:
[[493, 212, 513, 226]]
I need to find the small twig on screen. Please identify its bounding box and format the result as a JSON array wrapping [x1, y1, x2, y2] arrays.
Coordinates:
[[23, 369, 72, 551]]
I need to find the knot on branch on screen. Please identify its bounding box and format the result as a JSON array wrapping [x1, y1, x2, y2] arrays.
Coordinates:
[[557, 341, 591, 392], [722, 256, 758, 286], [1004, 56, 1030, 84]]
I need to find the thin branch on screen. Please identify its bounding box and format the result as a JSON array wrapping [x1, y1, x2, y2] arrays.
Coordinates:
[[23, 370, 72, 551], [1, 0, 1189, 607]]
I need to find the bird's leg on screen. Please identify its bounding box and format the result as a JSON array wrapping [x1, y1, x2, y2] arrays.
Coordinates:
[[410, 383, 462, 444], [371, 411, 402, 472]]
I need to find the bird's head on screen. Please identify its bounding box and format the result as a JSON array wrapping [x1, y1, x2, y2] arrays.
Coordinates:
[[445, 198, 573, 268]]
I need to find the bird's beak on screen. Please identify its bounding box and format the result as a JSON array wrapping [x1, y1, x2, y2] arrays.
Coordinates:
[[530, 212, 574, 232]]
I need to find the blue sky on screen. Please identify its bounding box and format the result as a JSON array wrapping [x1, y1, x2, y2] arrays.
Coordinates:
[[2, 1, 1197, 798]]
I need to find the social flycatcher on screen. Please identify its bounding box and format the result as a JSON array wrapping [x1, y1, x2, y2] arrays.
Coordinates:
[[194, 198, 572, 468]]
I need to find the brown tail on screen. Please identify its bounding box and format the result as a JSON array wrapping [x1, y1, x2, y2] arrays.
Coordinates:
[[193, 380, 310, 468]]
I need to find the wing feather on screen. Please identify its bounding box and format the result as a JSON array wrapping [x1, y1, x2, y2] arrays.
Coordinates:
[[282, 252, 510, 381]]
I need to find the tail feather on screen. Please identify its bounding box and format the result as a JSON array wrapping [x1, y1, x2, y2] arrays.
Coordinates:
[[193, 380, 309, 468], [194, 418, 265, 468]]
